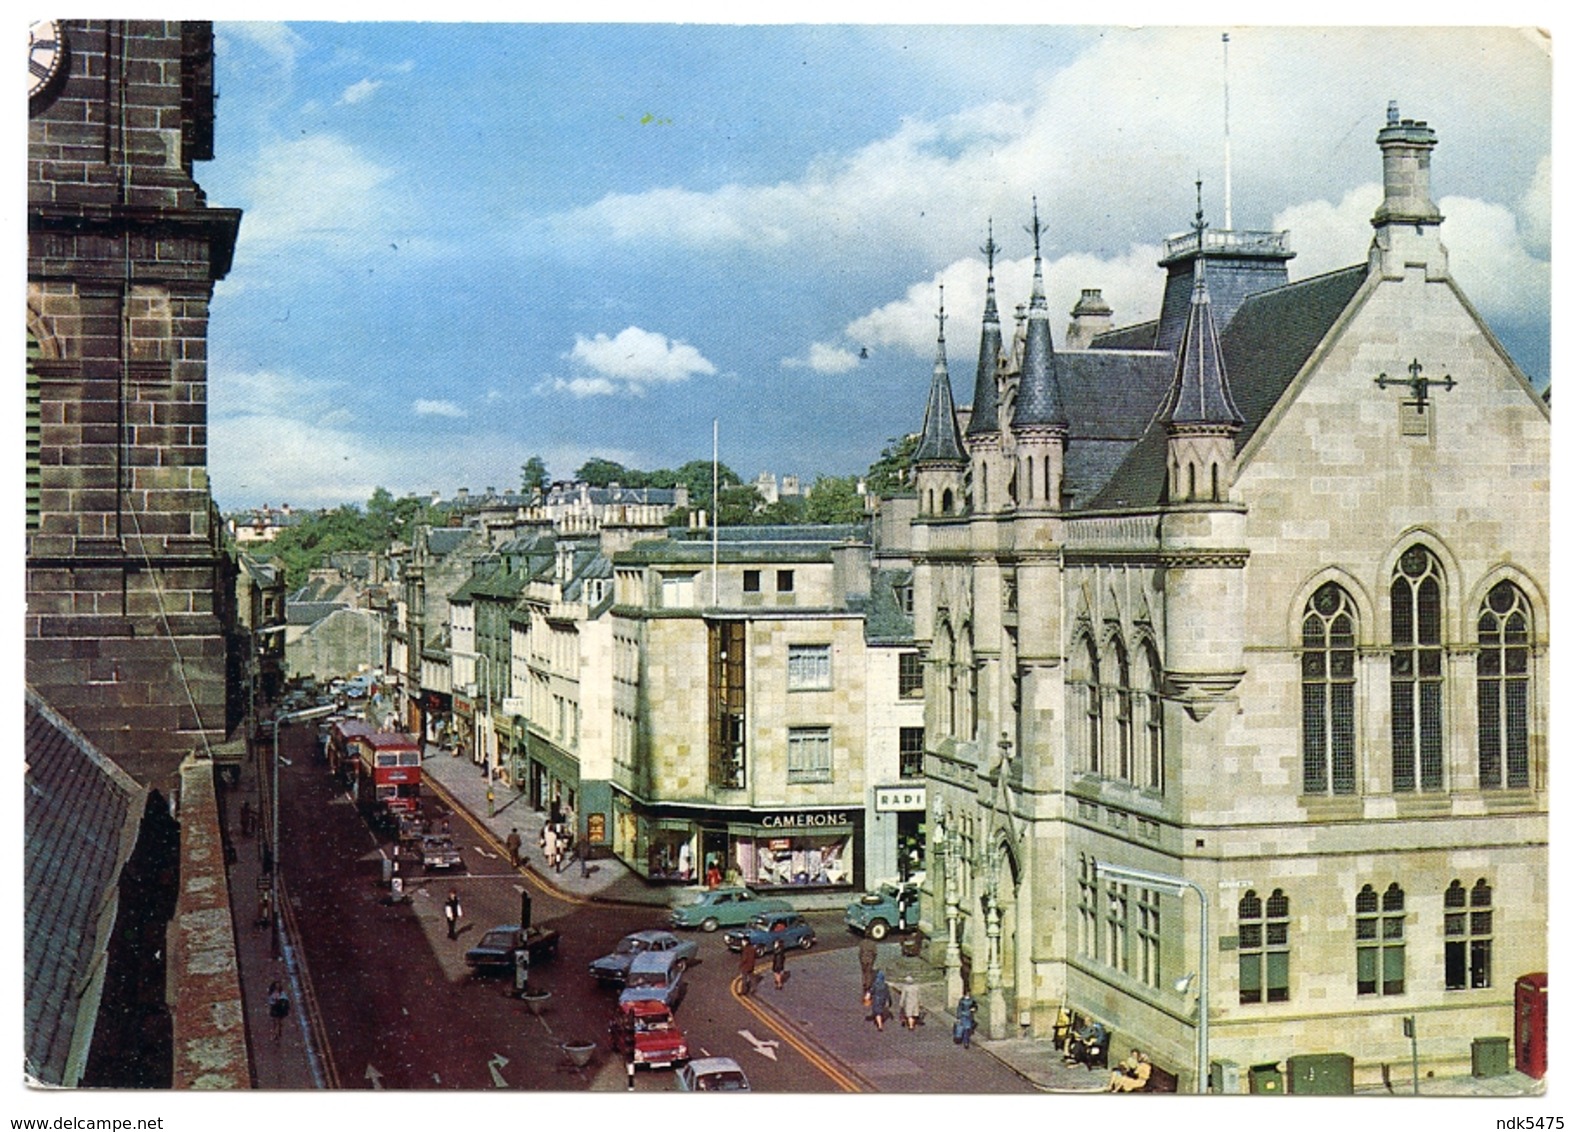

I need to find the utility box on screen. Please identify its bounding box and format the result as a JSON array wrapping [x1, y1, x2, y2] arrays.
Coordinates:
[[1473, 1036, 1512, 1078], [1248, 1062, 1283, 1094], [1287, 1053, 1354, 1095], [1210, 1059, 1241, 1094]]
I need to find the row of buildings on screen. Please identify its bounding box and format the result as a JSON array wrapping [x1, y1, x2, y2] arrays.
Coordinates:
[[369, 102, 1549, 1089]]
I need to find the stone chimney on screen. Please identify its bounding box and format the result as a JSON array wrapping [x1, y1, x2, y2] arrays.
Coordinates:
[[1373, 101, 1441, 226], [1369, 102, 1448, 280], [1065, 288, 1114, 349]]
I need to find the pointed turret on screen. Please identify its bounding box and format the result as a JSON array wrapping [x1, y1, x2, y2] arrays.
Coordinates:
[[1010, 200, 1069, 431], [1165, 185, 1242, 504], [913, 285, 968, 517], [967, 223, 1007, 514], [966, 222, 1004, 438], [1009, 200, 1068, 510]]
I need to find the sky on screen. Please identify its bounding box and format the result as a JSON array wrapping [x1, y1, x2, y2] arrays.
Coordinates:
[[199, 22, 1553, 513]]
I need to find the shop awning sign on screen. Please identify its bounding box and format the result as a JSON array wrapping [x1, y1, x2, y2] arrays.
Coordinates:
[[874, 785, 927, 812]]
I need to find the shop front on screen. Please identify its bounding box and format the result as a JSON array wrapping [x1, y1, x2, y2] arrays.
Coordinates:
[[452, 691, 474, 762], [609, 790, 863, 892]]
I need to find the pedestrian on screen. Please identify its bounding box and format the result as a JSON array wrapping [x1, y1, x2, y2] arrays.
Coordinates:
[[444, 888, 462, 939], [1109, 1049, 1152, 1092], [267, 980, 290, 1042], [261, 842, 273, 875], [505, 827, 522, 868], [868, 969, 891, 1031], [255, 888, 272, 929], [898, 975, 922, 1030], [771, 938, 789, 989], [706, 860, 722, 888], [858, 933, 878, 994], [738, 938, 759, 996], [953, 990, 978, 1048], [240, 799, 254, 837], [542, 824, 558, 872]]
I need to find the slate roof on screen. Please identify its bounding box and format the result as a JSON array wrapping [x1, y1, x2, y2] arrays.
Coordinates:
[[1057, 349, 1175, 506], [1011, 258, 1069, 429], [966, 271, 1005, 437], [425, 527, 474, 557], [913, 322, 967, 464], [1089, 263, 1368, 509], [24, 691, 144, 1086], [859, 567, 916, 645], [286, 600, 347, 625], [618, 523, 870, 565]]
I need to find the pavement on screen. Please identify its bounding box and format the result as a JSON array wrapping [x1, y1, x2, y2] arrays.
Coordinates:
[[224, 733, 1548, 1097]]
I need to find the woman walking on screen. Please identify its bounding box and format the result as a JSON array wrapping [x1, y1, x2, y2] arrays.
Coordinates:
[[868, 970, 891, 1031]]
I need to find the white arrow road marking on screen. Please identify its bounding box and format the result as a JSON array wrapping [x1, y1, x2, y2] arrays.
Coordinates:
[[365, 1065, 383, 1089], [738, 1029, 780, 1061], [475, 847, 497, 859], [489, 1053, 510, 1088]]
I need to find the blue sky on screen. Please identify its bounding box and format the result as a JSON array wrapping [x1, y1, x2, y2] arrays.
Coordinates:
[[201, 23, 1552, 512]]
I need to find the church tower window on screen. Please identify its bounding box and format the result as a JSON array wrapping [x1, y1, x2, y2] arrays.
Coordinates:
[[1302, 583, 1357, 794], [1477, 581, 1531, 789], [1391, 546, 1445, 791]]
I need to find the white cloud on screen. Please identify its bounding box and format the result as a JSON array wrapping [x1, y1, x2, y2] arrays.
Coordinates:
[[783, 343, 861, 374], [1519, 155, 1551, 258], [339, 78, 383, 106], [545, 326, 716, 397], [1274, 184, 1384, 282], [413, 399, 465, 418], [217, 22, 305, 71]]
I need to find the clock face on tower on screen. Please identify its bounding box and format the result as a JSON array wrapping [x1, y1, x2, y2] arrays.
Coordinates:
[[29, 21, 66, 102]]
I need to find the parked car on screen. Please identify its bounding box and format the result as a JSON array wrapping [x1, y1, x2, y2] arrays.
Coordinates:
[[844, 881, 921, 940], [676, 1056, 751, 1092], [669, 886, 791, 933], [617, 948, 689, 1011], [420, 834, 463, 871], [723, 910, 816, 952], [589, 930, 699, 985], [608, 998, 689, 1070], [464, 924, 560, 973]]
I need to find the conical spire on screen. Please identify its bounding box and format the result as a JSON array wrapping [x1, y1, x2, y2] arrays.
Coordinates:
[[914, 284, 967, 464], [966, 221, 1004, 437], [1165, 185, 1243, 428], [1010, 198, 1069, 429]]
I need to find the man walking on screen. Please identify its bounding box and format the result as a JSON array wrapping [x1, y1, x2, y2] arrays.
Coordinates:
[[444, 888, 463, 939], [505, 827, 522, 868], [859, 933, 878, 994], [771, 938, 789, 989], [738, 938, 759, 996]]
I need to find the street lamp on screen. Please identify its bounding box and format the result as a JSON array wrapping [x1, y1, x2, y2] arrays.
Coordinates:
[[1094, 859, 1211, 1094], [931, 798, 963, 1005]]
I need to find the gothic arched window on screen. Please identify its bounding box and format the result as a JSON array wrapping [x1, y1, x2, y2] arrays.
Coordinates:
[[1239, 888, 1290, 1004], [1138, 638, 1164, 791], [1392, 546, 1445, 791], [1302, 583, 1357, 794], [1477, 581, 1531, 790]]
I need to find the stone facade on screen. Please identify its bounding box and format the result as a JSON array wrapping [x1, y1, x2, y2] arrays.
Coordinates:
[[27, 20, 241, 790], [908, 108, 1548, 1090]]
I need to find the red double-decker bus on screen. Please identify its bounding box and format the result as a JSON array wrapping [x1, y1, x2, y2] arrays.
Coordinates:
[[354, 729, 424, 819], [326, 718, 376, 789]]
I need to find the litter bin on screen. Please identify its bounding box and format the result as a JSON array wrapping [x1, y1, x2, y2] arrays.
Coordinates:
[[1248, 1062, 1283, 1094], [1472, 1036, 1511, 1078], [1210, 1059, 1241, 1094]]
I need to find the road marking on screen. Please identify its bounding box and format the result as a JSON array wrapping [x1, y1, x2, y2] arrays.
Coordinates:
[[731, 972, 865, 1092], [365, 1064, 383, 1089], [738, 1029, 780, 1061], [488, 1052, 510, 1088]]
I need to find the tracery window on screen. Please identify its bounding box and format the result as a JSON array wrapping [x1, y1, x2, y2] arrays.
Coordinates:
[[1138, 639, 1164, 791], [1302, 583, 1357, 794], [1356, 883, 1406, 996], [1477, 582, 1531, 789], [1444, 878, 1493, 990], [1239, 888, 1290, 1004], [1391, 546, 1445, 791]]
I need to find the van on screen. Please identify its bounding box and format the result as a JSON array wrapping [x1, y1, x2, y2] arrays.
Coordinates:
[[618, 948, 689, 1012]]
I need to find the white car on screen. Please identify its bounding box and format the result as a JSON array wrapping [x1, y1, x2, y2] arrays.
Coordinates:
[[676, 1056, 750, 1092]]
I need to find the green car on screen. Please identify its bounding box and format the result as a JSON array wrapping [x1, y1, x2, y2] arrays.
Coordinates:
[[669, 886, 791, 933], [845, 881, 921, 940]]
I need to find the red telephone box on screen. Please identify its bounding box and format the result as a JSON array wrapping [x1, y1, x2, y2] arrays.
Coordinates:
[[1515, 972, 1547, 1079]]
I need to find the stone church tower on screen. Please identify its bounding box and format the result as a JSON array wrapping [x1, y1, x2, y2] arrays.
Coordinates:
[[907, 106, 1548, 1090], [27, 21, 242, 790]]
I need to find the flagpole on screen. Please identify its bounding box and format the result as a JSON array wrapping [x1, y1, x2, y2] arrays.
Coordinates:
[[711, 418, 719, 608]]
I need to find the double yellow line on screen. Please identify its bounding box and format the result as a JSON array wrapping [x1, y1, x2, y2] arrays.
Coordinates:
[[731, 961, 869, 1092]]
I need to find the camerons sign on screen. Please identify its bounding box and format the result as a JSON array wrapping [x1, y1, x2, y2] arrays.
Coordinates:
[[759, 810, 853, 828]]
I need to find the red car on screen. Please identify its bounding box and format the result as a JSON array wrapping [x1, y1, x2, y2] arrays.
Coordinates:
[[609, 999, 689, 1071]]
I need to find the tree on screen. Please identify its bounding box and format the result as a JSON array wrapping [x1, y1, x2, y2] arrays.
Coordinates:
[[865, 433, 920, 498], [804, 475, 868, 523], [520, 455, 550, 498], [575, 457, 634, 487]]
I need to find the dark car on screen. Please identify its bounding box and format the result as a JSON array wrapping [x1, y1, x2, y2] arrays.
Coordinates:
[[464, 924, 560, 973], [722, 910, 816, 952], [589, 929, 700, 985]]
